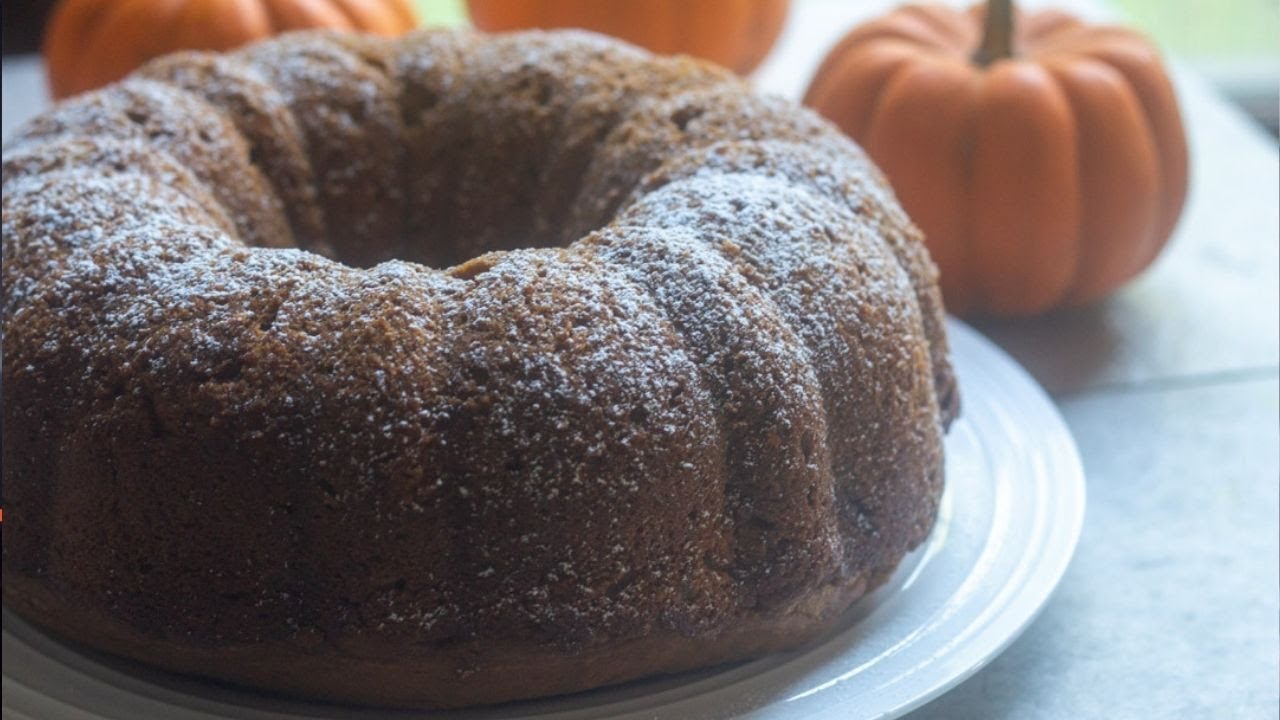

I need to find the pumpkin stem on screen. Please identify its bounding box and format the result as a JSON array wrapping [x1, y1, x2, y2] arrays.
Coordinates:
[[973, 0, 1015, 66]]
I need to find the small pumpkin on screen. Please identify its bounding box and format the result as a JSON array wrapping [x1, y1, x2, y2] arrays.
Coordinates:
[[44, 0, 419, 99], [465, 0, 789, 75], [804, 0, 1188, 316]]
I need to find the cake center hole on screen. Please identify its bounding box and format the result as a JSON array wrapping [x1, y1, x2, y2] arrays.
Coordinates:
[[309, 214, 577, 272], [296, 117, 613, 271]]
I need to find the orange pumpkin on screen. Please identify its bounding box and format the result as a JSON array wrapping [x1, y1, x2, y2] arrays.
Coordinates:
[[466, 0, 789, 75], [804, 0, 1188, 316], [44, 0, 419, 99]]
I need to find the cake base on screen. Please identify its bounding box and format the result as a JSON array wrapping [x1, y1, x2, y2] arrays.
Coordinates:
[[4, 565, 895, 709]]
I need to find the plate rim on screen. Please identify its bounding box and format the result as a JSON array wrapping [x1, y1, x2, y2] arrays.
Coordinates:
[[872, 318, 1087, 719]]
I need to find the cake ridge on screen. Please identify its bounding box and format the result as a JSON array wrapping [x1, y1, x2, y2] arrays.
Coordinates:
[[6, 78, 294, 250], [2, 142, 235, 320], [138, 50, 329, 254], [584, 224, 840, 610], [632, 136, 959, 426], [615, 169, 943, 576], [237, 31, 405, 266]]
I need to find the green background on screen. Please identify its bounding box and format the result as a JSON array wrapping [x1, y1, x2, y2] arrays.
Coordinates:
[[1113, 0, 1278, 57], [414, 0, 1279, 59], [414, 0, 467, 28]]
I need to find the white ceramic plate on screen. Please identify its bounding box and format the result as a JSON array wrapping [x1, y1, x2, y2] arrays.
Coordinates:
[[2, 318, 1085, 720]]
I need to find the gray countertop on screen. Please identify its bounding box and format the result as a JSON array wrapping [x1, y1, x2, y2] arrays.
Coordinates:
[[3, 1, 1278, 717]]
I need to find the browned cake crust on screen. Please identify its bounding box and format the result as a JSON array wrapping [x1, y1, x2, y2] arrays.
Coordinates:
[[1, 29, 959, 709]]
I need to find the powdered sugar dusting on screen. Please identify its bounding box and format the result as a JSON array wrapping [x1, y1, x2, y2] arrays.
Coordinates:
[[2, 28, 954, 689], [5, 78, 291, 249]]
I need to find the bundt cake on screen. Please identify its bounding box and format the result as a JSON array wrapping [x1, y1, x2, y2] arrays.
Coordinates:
[[1, 28, 959, 708]]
